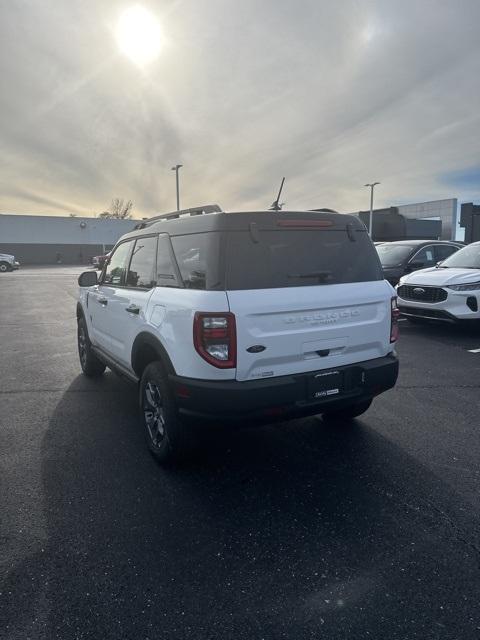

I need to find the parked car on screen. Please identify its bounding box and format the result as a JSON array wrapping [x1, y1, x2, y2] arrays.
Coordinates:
[[77, 206, 399, 463], [91, 251, 111, 270], [0, 252, 20, 272], [376, 240, 463, 285], [396, 241, 480, 323]]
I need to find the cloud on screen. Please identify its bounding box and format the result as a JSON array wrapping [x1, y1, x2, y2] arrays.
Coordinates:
[[441, 166, 480, 191], [0, 0, 479, 218]]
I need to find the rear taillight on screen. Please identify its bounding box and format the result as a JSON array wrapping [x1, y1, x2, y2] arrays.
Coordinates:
[[193, 312, 237, 368], [390, 297, 400, 343]]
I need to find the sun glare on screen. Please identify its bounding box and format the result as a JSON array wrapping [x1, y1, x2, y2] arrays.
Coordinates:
[[116, 5, 162, 66]]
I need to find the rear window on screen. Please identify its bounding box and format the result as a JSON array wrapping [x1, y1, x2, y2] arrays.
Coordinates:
[[225, 229, 382, 290]]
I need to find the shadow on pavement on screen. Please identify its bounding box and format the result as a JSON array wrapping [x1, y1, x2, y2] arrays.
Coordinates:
[[2, 375, 479, 639]]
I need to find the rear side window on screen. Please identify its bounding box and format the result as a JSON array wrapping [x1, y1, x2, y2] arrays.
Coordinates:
[[171, 233, 222, 290], [126, 236, 157, 288], [102, 240, 133, 286], [156, 234, 181, 287], [225, 229, 382, 290]]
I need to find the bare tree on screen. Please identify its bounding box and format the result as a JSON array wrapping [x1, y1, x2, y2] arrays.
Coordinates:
[[98, 198, 133, 219]]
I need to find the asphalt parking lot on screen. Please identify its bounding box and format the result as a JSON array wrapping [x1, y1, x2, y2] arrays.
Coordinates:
[[1, 267, 480, 640]]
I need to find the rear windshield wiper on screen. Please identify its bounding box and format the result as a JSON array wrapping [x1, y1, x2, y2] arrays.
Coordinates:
[[287, 271, 332, 282]]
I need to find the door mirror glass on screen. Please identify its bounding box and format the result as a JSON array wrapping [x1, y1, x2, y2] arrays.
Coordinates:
[[78, 271, 98, 287]]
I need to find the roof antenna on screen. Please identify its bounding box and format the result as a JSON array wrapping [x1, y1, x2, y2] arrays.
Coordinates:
[[269, 177, 285, 211]]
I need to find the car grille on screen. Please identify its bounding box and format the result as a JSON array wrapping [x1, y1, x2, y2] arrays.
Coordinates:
[[398, 306, 454, 322], [397, 285, 447, 303]]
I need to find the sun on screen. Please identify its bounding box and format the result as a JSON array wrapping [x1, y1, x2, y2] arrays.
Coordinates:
[[116, 5, 163, 66]]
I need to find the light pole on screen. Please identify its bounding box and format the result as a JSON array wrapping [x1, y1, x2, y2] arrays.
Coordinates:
[[364, 182, 380, 238], [171, 164, 182, 211]]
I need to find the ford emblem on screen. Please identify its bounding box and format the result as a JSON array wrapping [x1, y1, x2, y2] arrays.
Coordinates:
[[413, 287, 425, 295], [247, 345, 266, 353]]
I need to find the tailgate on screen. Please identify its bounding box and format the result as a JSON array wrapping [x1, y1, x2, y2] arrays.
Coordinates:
[[227, 282, 392, 381]]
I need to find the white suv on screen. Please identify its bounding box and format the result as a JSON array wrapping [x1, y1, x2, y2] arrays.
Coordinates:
[[397, 241, 480, 323], [77, 205, 399, 463]]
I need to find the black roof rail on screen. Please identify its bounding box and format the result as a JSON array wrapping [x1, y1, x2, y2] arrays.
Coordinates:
[[134, 204, 223, 229]]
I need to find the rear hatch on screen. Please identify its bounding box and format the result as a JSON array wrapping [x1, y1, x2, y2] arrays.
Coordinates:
[[224, 213, 392, 382]]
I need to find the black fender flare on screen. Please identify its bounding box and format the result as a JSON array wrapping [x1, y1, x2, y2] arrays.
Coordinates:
[[131, 331, 176, 377]]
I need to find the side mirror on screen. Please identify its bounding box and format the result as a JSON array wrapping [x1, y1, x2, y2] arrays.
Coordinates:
[[78, 271, 98, 287], [436, 261, 443, 267]]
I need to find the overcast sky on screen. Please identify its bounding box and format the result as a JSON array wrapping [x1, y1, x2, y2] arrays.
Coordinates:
[[1, 0, 479, 218]]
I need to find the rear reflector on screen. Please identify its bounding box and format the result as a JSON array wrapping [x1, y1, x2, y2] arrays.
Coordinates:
[[390, 297, 400, 343], [193, 312, 236, 369]]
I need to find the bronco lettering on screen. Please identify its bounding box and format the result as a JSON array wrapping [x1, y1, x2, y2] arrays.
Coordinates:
[[284, 309, 360, 325]]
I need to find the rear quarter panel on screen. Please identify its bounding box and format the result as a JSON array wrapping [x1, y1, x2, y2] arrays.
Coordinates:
[[146, 288, 233, 380]]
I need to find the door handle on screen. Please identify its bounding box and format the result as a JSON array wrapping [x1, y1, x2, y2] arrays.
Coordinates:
[[98, 297, 108, 306], [125, 305, 140, 315]]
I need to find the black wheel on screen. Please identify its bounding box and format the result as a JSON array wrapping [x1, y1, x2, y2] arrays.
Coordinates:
[[0, 261, 11, 273], [322, 399, 372, 422], [77, 317, 106, 377], [140, 361, 193, 464]]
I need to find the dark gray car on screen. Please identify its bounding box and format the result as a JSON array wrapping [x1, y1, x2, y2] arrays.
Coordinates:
[[376, 240, 464, 285]]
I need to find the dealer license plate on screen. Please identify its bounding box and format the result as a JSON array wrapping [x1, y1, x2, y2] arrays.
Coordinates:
[[309, 370, 344, 400]]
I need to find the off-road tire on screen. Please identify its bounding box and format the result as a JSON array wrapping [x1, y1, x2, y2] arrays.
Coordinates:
[[139, 361, 194, 464], [77, 316, 106, 377]]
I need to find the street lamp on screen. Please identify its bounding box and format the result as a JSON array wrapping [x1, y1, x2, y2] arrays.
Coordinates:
[[364, 182, 380, 238], [171, 164, 183, 211]]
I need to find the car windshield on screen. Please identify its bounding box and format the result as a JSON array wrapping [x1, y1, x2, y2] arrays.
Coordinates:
[[440, 243, 480, 269], [376, 244, 414, 266]]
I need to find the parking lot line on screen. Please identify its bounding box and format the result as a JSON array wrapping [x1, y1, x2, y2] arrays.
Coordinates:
[[467, 348, 480, 353]]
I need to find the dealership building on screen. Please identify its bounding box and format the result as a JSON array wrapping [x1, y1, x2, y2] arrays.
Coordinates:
[[351, 198, 459, 242], [0, 214, 136, 265]]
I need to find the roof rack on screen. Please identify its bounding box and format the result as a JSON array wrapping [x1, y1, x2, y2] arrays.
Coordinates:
[[135, 204, 223, 229]]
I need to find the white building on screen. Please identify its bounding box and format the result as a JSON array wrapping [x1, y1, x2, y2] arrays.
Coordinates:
[[0, 214, 137, 264]]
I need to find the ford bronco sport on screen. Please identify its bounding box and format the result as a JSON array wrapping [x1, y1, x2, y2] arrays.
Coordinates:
[[77, 205, 399, 463]]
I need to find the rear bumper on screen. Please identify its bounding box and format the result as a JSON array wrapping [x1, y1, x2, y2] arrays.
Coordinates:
[[170, 354, 399, 423]]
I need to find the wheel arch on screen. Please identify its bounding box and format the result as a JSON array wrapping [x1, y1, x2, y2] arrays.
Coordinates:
[[131, 332, 176, 379]]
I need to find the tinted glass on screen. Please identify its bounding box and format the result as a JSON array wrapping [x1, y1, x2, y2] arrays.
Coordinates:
[[411, 247, 435, 265], [171, 233, 222, 290], [440, 243, 480, 269], [156, 234, 180, 287], [126, 236, 157, 288], [376, 244, 414, 266], [435, 244, 458, 261], [102, 241, 133, 286], [225, 229, 382, 290]]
